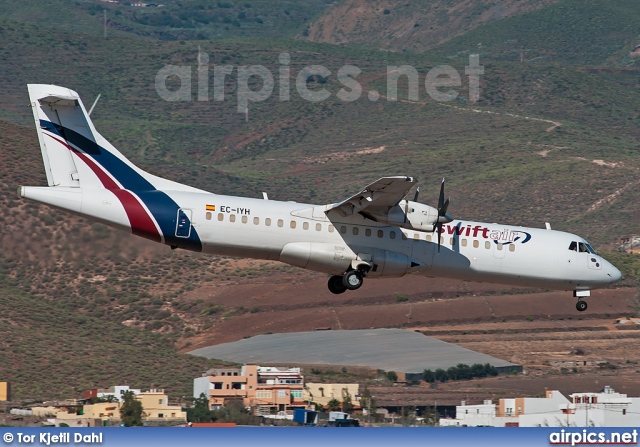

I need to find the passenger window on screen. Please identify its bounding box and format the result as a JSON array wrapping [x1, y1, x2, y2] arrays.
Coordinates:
[[426, 235, 431, 242], [303, 222, 309, 230], [450, 237, 455, 245], [316, 223, 322, 231], [218, 213, 224, 221], [414, 233, 420, 240], [377, 230, 384, 238], [509, 244, 515, 252], [497, 243, 503, 250], [352, 227, 359, 235], [278, 219, 283, 227], [440, 237, 445, 245], [206, 212, 212, 220], [265, 218, 271, 226], [340, 226, 347, 234], [473, 240, 479, 248], [242, 216, 248, 224], [253, 217, 259, 225], [461, 239, 467, 247], [390, 231, 396, 240], [290, 221, 296, 229], [328, 225, 335, 233], [485, 241, 490, 249], [230, 214, 236, 223], [365, 229, 372, 237], [569, 241, 577, 252]]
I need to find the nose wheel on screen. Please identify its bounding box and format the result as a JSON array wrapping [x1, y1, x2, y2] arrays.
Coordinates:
[[576, 299, 588, 312]]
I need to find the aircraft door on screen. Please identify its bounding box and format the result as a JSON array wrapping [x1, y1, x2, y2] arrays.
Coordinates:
[[175, 208, 192, 238]]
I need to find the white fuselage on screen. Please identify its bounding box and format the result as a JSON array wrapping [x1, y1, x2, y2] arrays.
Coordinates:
[[161, 191, 620, 291]]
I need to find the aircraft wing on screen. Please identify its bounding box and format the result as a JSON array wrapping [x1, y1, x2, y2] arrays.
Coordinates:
[[327, 176, 417, 217]]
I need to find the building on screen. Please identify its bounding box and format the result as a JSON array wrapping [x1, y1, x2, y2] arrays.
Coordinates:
[[619, 235, 640, 254], [34, 388, 185, 426], [84, 385, 141, 402], [440, 386, 640, 427], [0, 382, 10, 401], [193, 365, 307, 415], [136, 389, 186, 423], [303, 383, 361, 409]]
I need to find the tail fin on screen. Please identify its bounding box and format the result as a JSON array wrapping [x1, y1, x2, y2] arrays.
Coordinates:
[[24, 84, 205, 251], [28, 84, 89, 188], [27, 84, 205, 193]]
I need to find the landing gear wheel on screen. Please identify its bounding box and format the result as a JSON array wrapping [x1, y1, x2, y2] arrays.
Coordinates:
[[342, 270, 364, 290], [328, 275, 347, 294], [576, 300, 588, 312]]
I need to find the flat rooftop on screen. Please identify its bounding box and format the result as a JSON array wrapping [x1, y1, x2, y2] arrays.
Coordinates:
[[188, 328, 518, 374]]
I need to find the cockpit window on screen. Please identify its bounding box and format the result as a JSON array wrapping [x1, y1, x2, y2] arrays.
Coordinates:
[[569, 241, 597, 254], [584, 243, 598, 255]]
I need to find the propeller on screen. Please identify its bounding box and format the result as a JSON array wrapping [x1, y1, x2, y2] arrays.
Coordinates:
[[436, 179, 452, 253]]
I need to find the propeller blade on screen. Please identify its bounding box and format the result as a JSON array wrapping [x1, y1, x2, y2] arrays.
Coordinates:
[[413, 187, 420, 203], [440, 197, 450, 217], [438, 179, 445, 211], [437, 222, 442, 253]]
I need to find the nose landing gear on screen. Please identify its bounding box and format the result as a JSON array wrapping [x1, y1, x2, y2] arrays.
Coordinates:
[[576, 299, 588, 312], [574, 290, 590, 312]]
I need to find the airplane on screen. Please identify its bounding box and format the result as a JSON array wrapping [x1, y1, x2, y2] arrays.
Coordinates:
[[19, 84, 622, 312]]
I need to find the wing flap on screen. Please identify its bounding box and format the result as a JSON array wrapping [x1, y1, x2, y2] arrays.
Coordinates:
[[327, 176, 416, 217]]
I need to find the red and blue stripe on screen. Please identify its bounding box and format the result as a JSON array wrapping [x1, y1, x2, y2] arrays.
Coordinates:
[[41, 120, 202, 252]]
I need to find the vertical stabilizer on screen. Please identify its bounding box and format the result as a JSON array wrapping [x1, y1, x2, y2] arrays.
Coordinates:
[[28, 84, 91, 187]]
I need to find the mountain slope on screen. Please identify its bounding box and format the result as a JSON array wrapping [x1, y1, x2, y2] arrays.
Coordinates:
[[426, 0, 640, 65], [302, 0, 560, 52], [0, 279, 233, 401]]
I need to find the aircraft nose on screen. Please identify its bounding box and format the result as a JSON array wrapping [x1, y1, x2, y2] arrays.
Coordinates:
[[607, 263, 622, 284]]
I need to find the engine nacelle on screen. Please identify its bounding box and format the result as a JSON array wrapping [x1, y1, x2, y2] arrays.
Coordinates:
[[280, 242, 426, 278], [367, 200, 439, 232], [367, 248, 425, 278], [279, 242, 357, 275]]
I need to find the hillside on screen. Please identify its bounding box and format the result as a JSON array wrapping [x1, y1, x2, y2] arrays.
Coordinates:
[[0, 0, 332, 41], [425, 0, 640, 65], [302, 0, 560, 52], [0, 279, 234, 401]]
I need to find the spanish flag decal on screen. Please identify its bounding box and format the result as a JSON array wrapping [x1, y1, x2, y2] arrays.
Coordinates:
[[206, 204, 215, 211]]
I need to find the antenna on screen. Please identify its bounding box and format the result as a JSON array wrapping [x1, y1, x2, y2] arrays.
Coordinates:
[[88, 94, 101, 116]]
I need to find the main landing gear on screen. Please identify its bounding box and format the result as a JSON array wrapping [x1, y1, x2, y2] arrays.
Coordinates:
[[328, 269, 367, 294]]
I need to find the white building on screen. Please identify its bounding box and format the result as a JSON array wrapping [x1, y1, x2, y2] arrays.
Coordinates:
[[441, 387, 640, 427], [97, 385, 141, 402]]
